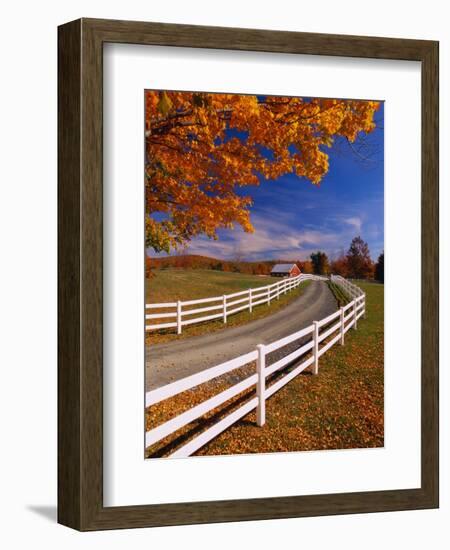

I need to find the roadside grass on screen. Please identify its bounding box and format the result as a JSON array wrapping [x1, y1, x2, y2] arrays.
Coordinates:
[[327, 281, 351, 307], [146, 269, 311, 345], [145, 281, 383, 457]]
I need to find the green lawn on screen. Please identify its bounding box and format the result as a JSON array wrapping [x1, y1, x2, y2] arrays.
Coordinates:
[[146, 269, 310, 344], [146, 281, 384, 456], [146, 268, 274, 303]]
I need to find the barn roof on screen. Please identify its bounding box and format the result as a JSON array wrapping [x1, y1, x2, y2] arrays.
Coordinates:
[[271, 263, 297, 273]]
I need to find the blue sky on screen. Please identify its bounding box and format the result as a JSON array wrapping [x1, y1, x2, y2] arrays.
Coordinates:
[[150, 101, 384, 263]]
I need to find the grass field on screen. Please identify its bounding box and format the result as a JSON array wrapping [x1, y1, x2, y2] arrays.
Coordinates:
[[145, 281, 383, 457], [146, 269, 310, 344], [146, 268, 274, 303]]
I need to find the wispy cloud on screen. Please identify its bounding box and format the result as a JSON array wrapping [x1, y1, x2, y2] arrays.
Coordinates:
[[227, 215, 340, 259], [156, 213, 362, 261], [343, 216, 363, 234]]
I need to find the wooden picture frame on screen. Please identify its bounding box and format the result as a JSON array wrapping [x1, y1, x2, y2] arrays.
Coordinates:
[[58, 18, 439, 531]]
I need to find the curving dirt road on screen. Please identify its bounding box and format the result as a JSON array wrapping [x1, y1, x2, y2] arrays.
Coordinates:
[[146, 280, 337, 390]]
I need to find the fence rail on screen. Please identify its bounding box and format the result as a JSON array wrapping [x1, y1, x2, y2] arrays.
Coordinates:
[[330, 274, 365, 299], [146, 277, 366, 458], [146, 273, 327, 334]]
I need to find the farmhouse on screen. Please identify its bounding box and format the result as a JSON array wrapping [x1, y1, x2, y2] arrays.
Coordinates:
[[270, 263, 301, 278]]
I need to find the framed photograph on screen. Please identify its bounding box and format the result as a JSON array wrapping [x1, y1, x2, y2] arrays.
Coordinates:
[[58, 18, 439, 530]]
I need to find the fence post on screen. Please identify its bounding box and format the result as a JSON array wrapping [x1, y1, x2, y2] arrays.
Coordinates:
[[340, 307, 345, 345], [177, 300, 182, 335], [353, 300, 358, 330], [268, 286, 271, 305], [277, 280, 280, 299], [223, 295, 227, 324], [249, 288, 253, 313], [256, 344, 266, 426], [312, 321, 319, 375], [363, 293, 366, 319]]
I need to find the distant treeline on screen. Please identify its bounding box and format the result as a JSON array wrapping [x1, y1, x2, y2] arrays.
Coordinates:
[[147, 237, 384, 283], [310, 237, 384, 282], [146, 254, 291, 277]]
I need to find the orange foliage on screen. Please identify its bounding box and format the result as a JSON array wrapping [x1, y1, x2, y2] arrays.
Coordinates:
[[147, 254, 277, 276], [330, 255, 349, 277], [297, 260, 313, 274], [145, 91, 380, 252]]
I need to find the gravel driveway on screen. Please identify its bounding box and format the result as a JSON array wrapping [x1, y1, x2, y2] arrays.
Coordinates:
[[146, 280, 337, 390], [146, 281, 337, 391]]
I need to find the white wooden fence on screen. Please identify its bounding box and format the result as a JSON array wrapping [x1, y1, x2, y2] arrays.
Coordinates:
[[330, 274, 365, 300], [145, 278, 366, 457], [146, 273, 327, 334]]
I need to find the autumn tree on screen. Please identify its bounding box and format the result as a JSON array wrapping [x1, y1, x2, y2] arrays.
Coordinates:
[[346, 236, 373, 279], [299, 259, 313, 274], [146, 91, 380, 252], [375, 252, 384, 283], [255, 263, 268, 275], [310, 251, 330, 275], [145, 255, 152, 278], [330, 250, 348, 276]]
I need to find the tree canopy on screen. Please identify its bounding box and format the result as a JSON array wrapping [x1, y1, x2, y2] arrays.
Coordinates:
[[375, 252, 384, 283], [346, 236, 373, 279], [330, 251, 349, 277], [145, 91, 380, 252], [310, 251, 330, 275]]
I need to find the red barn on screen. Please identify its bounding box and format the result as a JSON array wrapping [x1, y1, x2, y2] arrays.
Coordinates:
[[270, 263, 301, 278]]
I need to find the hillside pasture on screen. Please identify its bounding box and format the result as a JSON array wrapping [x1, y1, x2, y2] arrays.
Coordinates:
[[146, 269, 311, 344], [146, 268, 274, 304]]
